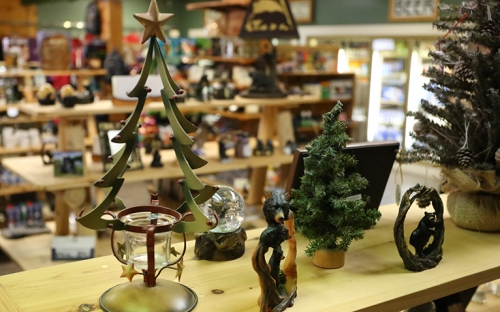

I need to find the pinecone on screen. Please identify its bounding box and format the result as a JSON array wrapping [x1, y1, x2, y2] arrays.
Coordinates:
[[481, 21, 499, 36], [495, 148, 500, 166], [454, 62, 475, 81], [416, 193, 432, 208], [457, 147, 474, 168], [412, 121, 426, 136]]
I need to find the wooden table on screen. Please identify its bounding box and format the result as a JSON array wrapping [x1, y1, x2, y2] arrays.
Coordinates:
[[1, 196, 499, 312]]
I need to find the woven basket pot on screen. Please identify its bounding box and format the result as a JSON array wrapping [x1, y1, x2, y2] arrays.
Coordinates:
[[447, 191, 500, 232]]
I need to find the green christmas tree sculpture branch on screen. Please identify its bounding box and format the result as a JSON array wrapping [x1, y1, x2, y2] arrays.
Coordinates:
[[78, 34, 217, 233]]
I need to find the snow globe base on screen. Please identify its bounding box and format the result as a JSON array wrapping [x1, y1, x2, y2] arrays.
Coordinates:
[[194, 227, 247, 261], [100, 279, 197, 312]]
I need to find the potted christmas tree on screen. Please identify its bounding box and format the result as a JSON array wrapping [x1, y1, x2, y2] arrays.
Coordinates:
[[290, 102, 381, 269], [401, 0, 500, 232]]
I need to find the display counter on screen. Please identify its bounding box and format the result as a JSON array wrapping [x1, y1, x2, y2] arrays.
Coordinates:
[[1, 195, 499, 312]]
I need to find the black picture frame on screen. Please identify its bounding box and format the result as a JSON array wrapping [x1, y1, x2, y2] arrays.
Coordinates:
[[53, 151, 84, 177], [286, 140, 400, 210]]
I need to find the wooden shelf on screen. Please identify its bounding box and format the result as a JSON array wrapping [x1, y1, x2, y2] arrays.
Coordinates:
[[380, 101, 405, 107], [215, 110, 261, 121], [0, 68, 107, 78], [186, 0, 249, 11], [0, 184, 38, 196], [1, 140, 293, 192], [182, 55, 255, 66], [0, 104, 20, 112], [0, 146, 41, 156], [278, 72, 350, 77], [0, 115, 52, 125]]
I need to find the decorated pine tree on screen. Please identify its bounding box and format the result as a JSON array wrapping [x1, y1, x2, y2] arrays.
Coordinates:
[[403, 0, 500, 170], [290, 102, 381, 256], [401, 1, 500, 232]]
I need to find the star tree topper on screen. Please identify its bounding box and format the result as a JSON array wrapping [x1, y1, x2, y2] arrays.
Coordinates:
[[133, 0, 173, 44]]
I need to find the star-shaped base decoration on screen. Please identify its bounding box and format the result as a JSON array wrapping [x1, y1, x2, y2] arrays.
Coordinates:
[[133, 0, 173, 44], [120, 263, 140, 282], [175, 258, 185, 282]]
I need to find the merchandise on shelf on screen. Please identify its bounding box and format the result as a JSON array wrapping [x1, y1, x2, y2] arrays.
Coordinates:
[[1, 200, 50, 239]]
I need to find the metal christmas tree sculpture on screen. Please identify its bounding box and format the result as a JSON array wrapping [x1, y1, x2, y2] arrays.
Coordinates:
[[401, 1, 500, 231], [393, 184, 444, 272], [77, 1, 218, 311]]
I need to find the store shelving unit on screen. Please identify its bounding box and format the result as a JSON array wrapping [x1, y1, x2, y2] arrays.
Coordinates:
[[2, 96, 327, 236]]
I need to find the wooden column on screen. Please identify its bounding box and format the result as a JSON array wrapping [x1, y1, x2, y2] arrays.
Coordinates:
[[247, 107, 277, 205], [98, 0, 123, 52]]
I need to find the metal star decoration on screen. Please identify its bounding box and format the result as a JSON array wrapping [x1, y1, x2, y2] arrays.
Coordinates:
[[120, 263, 140, 282], [175, 258, 185, 282], [133, 0, 173, 44]]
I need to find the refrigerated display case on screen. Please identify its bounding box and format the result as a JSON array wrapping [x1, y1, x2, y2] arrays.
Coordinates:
[[311, 38, 372, 142], [405, 40, 437, 149], [367, 39, 410, 144]]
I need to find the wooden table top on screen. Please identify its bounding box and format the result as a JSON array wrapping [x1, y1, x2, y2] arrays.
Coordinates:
[[1, 196, 499, 312], [17, 95, 324, 118], [1, 141, 293, 192]]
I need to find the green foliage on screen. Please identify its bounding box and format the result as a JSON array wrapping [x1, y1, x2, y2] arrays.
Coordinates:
[[290, 102, 381, 255], [402, 1, 500, 171]]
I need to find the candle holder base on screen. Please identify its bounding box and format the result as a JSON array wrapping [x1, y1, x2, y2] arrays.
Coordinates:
[[100, 279, 197, 312]]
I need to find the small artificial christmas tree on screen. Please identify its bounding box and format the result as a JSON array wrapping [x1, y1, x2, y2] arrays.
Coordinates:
[[290, 102, 381, 257], [401, 1, 500, 231]]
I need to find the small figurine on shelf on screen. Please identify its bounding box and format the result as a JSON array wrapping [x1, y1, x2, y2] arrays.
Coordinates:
[[235, 132, 251, 158], [252, 192, 297, 312], [150, 134, 163, 168], [36, 83, 56, 105], [59, 84, 78, 108], [393, 184, 445, 272], [283, 140, 297, 155], [218, 133, 234, 163], [254, 139, 265, 156], [265, 139, 274, 156], [195, 74, 211, 102]]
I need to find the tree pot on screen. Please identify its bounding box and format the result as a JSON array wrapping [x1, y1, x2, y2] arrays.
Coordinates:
[[312, 249, 345, 269], [447, 190, 500, 232]]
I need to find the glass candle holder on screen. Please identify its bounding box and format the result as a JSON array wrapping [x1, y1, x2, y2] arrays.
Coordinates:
[[120, 212, 178, 270]]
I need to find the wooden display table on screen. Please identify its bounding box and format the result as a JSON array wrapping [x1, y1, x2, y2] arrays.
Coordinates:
[[1, 196, 500, 311]]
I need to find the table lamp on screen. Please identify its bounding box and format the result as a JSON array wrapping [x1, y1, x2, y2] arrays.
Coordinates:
[[77, 1, 218, 311], [238, 0, 299, 98]]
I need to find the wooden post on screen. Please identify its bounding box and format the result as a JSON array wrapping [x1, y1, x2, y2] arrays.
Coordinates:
[[247, 106, 278, 205], [98, 0, 123, 52]]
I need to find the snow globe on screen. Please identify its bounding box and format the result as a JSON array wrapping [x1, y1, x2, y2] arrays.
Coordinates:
[[195, 185, 247, 261]]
